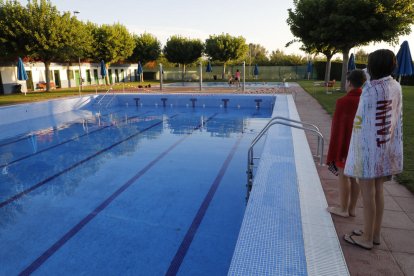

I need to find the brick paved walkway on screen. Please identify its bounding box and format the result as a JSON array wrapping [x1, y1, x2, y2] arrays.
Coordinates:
[[291, 84, 414, 276]]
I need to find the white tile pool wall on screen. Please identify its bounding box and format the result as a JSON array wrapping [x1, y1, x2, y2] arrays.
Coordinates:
[[0, 96, 96, 126], [0, 96, 98, 140]]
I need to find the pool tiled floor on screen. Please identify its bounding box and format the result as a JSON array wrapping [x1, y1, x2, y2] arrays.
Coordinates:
[[292, 84, 414, 276]]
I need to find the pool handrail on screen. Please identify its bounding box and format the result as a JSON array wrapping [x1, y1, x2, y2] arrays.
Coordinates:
[[96, 87, 113, 106], [246, 116, 324, 202]]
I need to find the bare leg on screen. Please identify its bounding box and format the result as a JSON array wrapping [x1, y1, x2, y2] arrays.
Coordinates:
[[348, 177, 360, 217], [351, 178, 375, 248], [373, 177, 385, 244], [327, 168, 350, 217]]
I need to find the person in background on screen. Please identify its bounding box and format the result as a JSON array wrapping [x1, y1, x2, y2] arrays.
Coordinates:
[[326, 69, 366, 218], [228, 75, 234, 86], [344, 49, 403, 250], [235, 69, 241, 87]]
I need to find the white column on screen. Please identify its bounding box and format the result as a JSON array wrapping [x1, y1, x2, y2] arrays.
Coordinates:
[[242, 61, 246, 92], [159, 63, 163, 91], [78, 57, 82, 96]]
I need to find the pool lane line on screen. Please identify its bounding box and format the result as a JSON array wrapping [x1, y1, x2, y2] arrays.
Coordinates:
[[19, 113, 218, 275], [166, 134, 243, 276], [0, 114, 178, 210], [0, 109, 131, 148], [0, 111, 153, 169]]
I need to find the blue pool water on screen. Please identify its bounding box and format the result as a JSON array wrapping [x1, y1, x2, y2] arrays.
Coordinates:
[[0, 96, 274, 275]]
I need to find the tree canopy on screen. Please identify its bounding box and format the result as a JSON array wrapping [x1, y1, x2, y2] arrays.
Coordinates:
[[247, 44, 269, 65], [91, 23, 135, 65], [0, 0, 93, 91], [205, 33, 248, 78], [163, 35, 204, 80], [0, 0, 27, 60], [288, 0, 414, 89], [129, 33, 161, 65], [269, 50, 306, 66]]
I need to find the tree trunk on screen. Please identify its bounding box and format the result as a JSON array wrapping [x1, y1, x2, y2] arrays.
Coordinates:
[[67, 62, 72, 88], [182, 64, 186, 81], [45, 61, 51, 92], [222, 63, 226, 79], [324, 56, 333, 84], [340, 48, 350, 92]]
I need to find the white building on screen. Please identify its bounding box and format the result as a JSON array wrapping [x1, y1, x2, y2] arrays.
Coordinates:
[[0, 61, 155, 94]]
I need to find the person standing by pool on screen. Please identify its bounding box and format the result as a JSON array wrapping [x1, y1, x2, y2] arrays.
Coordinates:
[[326, 69, 366, 218], [235, 69, 241, 87], [344, 49, 403, 250]]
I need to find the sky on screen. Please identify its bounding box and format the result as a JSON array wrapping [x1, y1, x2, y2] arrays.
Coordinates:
[[17, 0, 414, 58]]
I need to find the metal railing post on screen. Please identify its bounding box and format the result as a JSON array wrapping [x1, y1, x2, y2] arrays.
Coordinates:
[[246, 116, 324, 202]]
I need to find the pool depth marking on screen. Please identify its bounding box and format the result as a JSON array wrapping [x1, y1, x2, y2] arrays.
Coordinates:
[[19, 113, 218, 275], [0, 114, 177, 209], [166, 135, 243, 276], [0, 112, 151, 169]]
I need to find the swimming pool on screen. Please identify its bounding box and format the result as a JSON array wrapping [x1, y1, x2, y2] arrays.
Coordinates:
[[0, 94, 274, 275]]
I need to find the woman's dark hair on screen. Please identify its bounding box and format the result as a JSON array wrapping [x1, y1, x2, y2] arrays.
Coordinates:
[[347, 69, 366, 88], [367, 49, 396, 80]]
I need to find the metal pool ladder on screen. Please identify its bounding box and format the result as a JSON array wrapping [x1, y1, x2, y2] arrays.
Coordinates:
[[96, 87, 115, 108], [246, 116, 324, 202]]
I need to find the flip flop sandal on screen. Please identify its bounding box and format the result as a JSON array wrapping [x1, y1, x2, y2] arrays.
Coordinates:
[[343, 234, 372, 250], [352, 229, 381, 245]]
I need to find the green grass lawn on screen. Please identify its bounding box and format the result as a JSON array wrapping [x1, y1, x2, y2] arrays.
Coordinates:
[[298, 80, 414, 192]]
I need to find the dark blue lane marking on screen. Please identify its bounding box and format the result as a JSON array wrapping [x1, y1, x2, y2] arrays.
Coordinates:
[[0, 109, 130, 148], [19, 113, 218, 275], [166, 135, 243, 276], [0, 111, 152, 169], [0, 114, 178, 209]]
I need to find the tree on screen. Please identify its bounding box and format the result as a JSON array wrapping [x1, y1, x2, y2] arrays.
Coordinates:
[[0, 0, 93, 91], [90, 23, 135, 84], [355, 49, 368, 64], [323, 0, 414, 91], [129, 33, 161, 82], [163, 35, 204, 81], [287, 0, 341, 84], [269, 49, 306, 66], [288, 0, 414, 91], [247, 44, 269, 65], [205, 34, 248, 79], [130, 33, 161, 64], [0, 0, 27, 60]]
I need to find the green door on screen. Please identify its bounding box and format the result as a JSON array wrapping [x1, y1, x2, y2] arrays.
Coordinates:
[[115, 69, 119, 83], [53, 70, 61, 88], [75, 70, 80, 86], [108, 69, 113, 84], [0, 71, 4, 94], [86, 69, 91, 84], [93, 69, 99, 84]]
